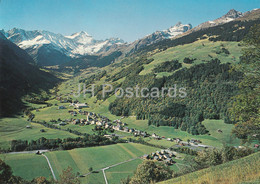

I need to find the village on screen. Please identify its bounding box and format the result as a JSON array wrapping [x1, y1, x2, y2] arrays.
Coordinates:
[[142, 149, 179, 165], [44, 100, 217, 153]]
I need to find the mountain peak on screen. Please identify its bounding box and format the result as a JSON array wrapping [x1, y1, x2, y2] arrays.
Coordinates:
[[175, 21, 182, 26], [223, 9, 243, 19], [65, 31, 93, 45], [67, 31, 91, 39], [166, 22, 192, 38]]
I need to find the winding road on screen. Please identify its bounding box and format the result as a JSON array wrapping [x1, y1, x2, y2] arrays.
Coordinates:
[[82, 157, 139, 184]]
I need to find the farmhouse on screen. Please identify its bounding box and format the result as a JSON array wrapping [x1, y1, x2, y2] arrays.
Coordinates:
[[58, 106, 66, 109], [190, 138, 201, 144], [154, 156, 159, 160], [164, 158, 175, 165], [142, 154, 149, 159], [129, 128, 135, 133], [114, 125, 123, 131], [96, 121, 105, 126], [72, 119, 80, 125], [217, 129, 223, 133], [151, 133, 161, 139], [59, 121, 67, 126], [175, 138, 182, 143], [104, 134, 119, 140], [74, 103, 88, 109]]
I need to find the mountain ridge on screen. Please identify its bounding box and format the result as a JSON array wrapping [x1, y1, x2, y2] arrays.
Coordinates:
[[1, 8, 258, 66]]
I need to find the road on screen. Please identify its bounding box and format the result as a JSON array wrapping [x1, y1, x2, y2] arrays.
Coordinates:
[[7, 150, 49, 154], [102, 169, 108, 184], [82, 157, 139, 184], [42, 154, 57, 181]]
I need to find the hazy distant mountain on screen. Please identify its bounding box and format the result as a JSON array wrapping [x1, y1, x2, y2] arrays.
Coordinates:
[[0, 28, 125, 66]]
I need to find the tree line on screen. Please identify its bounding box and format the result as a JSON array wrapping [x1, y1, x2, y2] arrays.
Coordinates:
[[9, 135, 125, 152]]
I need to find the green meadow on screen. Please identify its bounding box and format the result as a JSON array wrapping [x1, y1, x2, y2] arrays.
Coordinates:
[[0, 143, 159, 183], [0, 117, 78, 149], [202, 119, 241, 146], [45, 143, 158, 176], [0, 153, 53, 180], [105, 159, 143, 184], [46, 143, 158, 183]]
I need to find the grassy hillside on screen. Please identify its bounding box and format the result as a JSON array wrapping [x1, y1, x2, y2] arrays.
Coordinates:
[[159, 152, 260, 184], [140, 40, 241, 76], [202, 119, 240, 146]]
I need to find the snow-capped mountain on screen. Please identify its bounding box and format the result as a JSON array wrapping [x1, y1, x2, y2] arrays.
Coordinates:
[[0, 28, 125, 65], [162, 22, 192, 38], [123, 22, 192, 53], [65, 31, 94, 45]]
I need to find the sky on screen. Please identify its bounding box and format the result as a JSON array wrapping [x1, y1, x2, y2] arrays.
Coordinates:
[[0, 0, 259, 42]]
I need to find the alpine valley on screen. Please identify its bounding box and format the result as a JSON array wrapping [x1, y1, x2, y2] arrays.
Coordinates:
[[0, 8, 259, 184]]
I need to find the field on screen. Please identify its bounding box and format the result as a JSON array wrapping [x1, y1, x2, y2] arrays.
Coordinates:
[[105, 159, 143, 184], [45, 143, 159, 183], [160, 151, 260, 184], [0, 153, 53, 180], [0, 117, 79, 149], [0, 143, 159, 183]]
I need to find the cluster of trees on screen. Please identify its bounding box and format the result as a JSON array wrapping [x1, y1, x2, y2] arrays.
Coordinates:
[[216, 47, 230, 55], [153, 60, 182, 73], [194, 146, 254, 169], [183, 57, 196, 64], [108, 59, 242, 135], [105, 57, 154, 82], [10, 135, 118, 152], [79, 70, 107, 85], [121, 160, 173, 184]]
